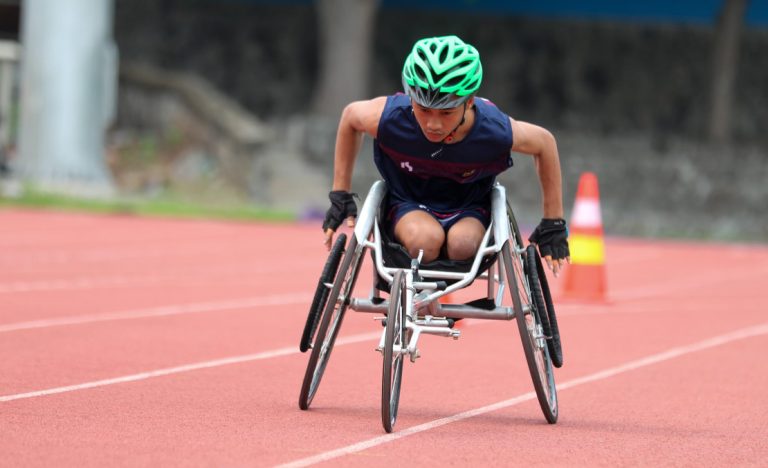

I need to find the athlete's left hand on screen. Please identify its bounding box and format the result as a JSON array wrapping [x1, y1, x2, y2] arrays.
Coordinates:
[[529, 218, 570, 276]]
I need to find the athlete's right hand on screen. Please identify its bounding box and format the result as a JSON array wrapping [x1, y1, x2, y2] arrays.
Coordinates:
[[323, 191, 357, 249]]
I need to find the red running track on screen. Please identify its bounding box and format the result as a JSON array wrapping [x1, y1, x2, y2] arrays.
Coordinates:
[[2, 208, 767, 467]]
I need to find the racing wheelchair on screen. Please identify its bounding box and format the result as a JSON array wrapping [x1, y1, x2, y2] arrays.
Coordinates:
[[298, 180, 563, 433]]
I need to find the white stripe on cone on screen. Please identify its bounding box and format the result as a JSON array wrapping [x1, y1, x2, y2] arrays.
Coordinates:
[[571, 198, 602, 228]]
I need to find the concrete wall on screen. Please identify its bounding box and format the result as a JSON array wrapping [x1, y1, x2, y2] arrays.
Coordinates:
[[115, 2, 768, 141]]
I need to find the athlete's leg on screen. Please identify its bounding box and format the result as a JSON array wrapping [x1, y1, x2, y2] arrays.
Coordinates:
[[446, 216, 486, 261], [393, 210, 445, 263]]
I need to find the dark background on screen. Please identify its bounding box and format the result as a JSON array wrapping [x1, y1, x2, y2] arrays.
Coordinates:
[[104, 1, 768, 240]]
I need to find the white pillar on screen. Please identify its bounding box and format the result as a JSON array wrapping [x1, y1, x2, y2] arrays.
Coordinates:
[[17, 0, 116, 196], [0, 40, 20, 152]]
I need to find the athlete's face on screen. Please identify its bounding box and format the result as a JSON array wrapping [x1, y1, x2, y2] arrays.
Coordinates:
[[411, 98, 471, 143]]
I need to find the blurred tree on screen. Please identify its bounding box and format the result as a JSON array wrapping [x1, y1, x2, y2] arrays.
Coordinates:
[[312, 0, 379, 119], [709, 0, 748, 145]]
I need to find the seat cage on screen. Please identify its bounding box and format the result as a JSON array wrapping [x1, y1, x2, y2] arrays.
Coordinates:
[[349, 180, 524, 322]]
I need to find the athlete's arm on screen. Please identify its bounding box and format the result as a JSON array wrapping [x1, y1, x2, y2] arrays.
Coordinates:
[[509, 119, 564, 219], [510, 118, 570, 274], [324, 97, 387, 248], [331, 97, 387, 191]]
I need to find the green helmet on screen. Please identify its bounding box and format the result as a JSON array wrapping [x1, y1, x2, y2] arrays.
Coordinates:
[[402, 35, 483, 109]]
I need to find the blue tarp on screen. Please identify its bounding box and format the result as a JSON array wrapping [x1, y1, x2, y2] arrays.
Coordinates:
[[224, 0, 768, 26]]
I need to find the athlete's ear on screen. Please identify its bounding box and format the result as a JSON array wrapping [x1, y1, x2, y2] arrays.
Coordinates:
[[466, 96, 475, 107]]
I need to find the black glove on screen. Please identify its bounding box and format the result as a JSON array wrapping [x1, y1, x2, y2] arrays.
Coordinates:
[[322, 191, 358, 232], [529, 218, 570, 260]]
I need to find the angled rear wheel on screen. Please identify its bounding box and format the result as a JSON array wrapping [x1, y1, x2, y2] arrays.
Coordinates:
[[503, 242, 558, 423], [300, 233, 347, 353], [299, 235, 364, 410]]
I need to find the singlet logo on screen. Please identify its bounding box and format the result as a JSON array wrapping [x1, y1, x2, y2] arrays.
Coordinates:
[[462, 169, 476, 178], [401, 162, 413, 172]]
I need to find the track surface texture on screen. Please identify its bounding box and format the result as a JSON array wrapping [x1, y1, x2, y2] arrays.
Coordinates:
[[2, 209, 767, 467]]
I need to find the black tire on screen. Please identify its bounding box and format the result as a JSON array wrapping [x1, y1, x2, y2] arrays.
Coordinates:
[[525, 245, 564, 368], [300, 234, 347, 352], [502, 242, 558, 424], [382, 270, 407, 433], [298, 235, 364, 410]]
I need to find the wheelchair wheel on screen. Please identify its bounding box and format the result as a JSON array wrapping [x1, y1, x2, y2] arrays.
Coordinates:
[[525, 245, 563, 368], [300, 233, 347, 353], [507, 202, 524, 250], [502, 242, 558, 423], [382, 269, 407, 433], [299, 235, 364, 410]]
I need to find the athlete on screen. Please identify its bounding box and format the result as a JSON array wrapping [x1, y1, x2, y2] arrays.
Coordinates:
[[322, 35, 570, 275]]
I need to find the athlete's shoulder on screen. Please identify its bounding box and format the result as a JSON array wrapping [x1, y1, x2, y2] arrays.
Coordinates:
[[349, 96, 388, 114], [375, 94, 411, 122], [343, 97, 388, 136], [383, 93, 411, 111], [473, 97, 512, 142], [377, 93, 416, 137], [475, 97, 510, 120]]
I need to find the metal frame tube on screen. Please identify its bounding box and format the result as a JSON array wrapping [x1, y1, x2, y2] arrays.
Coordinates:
[[351, 298, 515, 321]]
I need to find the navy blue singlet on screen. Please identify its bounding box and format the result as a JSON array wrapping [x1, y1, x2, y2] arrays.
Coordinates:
[[374, 94, 514, 212]]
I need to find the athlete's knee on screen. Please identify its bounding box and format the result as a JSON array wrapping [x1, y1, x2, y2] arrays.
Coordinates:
[[446, 236, 480, 261], [446, 218, 485, 261], [397, 224, 444, 262], [403, 232, 444, 262]]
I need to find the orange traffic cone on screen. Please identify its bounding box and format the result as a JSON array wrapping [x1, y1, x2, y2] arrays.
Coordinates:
[[562, 172, 607, 302]]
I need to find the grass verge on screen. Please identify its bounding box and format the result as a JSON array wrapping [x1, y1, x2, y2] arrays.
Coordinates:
[[0, 189, 296, 223]]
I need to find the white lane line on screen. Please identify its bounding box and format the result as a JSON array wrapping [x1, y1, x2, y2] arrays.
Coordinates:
[[0, 294, 312, 333], [0, 331, 380, 403], [0, 262, 316, 293], [276, 321, 768, 468], [0, 257, 755, 333], [2, 257, 763, 333]]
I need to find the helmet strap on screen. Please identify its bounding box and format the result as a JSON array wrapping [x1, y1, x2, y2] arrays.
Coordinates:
[[443, 102, 468, 144]]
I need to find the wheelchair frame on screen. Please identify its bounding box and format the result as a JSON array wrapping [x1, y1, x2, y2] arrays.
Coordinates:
[[299, 180, 561, 433]]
